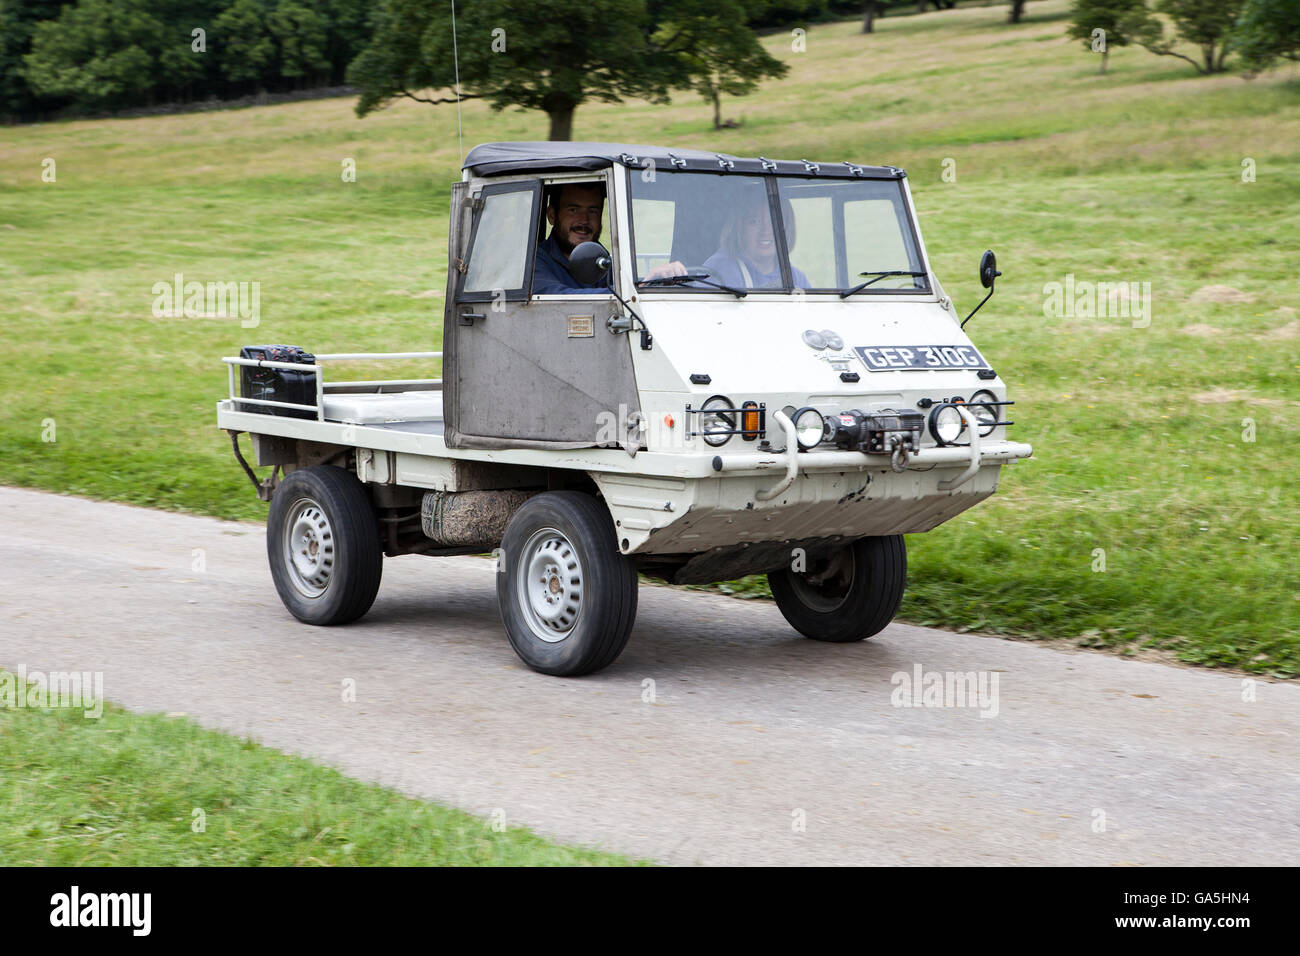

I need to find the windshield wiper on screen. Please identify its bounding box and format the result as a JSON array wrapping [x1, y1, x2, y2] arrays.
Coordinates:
[[638, 273, 747, 298], [839, 270, 928, 299]]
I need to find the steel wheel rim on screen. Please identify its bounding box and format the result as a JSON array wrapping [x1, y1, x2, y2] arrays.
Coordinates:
[[282, 496, 335, 599], [789, 548, 856, 613], [516, 526, 584, 643]]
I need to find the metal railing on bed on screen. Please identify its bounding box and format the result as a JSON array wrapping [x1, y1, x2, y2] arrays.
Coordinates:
[[222, 351, 443, 421]]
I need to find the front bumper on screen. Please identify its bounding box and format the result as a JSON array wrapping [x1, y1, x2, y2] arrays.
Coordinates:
[[711, 407, 1033, 500]]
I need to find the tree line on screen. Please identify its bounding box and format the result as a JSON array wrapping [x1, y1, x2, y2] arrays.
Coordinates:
[[0, 0, 837, 122], [1, 0, 374, 120], [1067, 0, 1299, 75], [2, 0, 1296, 129], [0, 0, 1026, 124]]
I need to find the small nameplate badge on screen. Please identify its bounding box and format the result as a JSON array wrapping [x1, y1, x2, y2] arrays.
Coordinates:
[[567, 314, 595, 337]]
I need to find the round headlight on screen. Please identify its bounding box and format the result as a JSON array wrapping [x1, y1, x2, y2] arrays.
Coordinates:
[[792, 406, 829, 451], [700, 394, 735, 447], [820, 329, 843, 351], [929, 403, 966, 445], [802, 329, 827, 350], [969, 389, 998, 438]]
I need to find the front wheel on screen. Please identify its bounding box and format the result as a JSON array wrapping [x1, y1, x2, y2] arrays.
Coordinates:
[[267, 465, 383, 625], [497, 492, 638, 676], [767, 536, 906, 643]]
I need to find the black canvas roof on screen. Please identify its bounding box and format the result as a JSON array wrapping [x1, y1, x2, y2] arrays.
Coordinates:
[[462, 141, 904, 180]]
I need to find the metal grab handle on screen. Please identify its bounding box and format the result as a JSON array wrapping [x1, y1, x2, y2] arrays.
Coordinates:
[[937, 405, 982, 491], [756, 410, 799, 501]]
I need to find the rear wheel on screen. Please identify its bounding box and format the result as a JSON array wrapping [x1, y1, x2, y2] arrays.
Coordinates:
[[267, 466, 383, 625], [497, 491, 638, 676], [767, 536, 906, 643]]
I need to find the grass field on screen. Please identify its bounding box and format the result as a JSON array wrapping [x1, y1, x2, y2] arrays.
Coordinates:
[[0, 681, 637, 865], [1, 0, 1297, 675]]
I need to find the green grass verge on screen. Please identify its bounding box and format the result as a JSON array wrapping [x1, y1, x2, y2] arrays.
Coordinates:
[[0, 0, 1296, 674], [0, 687, 639, 866]]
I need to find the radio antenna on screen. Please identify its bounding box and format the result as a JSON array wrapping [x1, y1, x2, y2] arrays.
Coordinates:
[[451, 1, 464, 166]]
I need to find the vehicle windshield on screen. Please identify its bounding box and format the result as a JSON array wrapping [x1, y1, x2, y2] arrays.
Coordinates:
[[628, 170, 928, 294]]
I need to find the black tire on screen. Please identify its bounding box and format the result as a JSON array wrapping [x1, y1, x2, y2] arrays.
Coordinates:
[[767, 536, 906, 643], [266, 465, 383, 626], [497, 491, 638, 676]]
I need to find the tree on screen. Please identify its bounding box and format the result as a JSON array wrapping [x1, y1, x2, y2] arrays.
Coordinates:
[[1131, 0, 1246, 73], [1233, 0, 1300, 73], [862, 0, 884, 33], [23, 0, 221, 109], [212, 0, 277, 89], [1066, 0, 1151, 72], [320, 0, 371, 85], [667, 0, 789, 129], [348, 0, 786, 140], [1010, 0, 1028, 22], [267, 0, 329, 83], [746, 0, 825, 28], [0, 0, 72, 119], [213, 0, 367, 90]]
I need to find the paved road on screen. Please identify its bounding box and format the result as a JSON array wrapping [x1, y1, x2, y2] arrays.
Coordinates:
[[1, 486, 1296, 865]]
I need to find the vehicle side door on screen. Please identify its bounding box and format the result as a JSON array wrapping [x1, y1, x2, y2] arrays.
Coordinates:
[[445, 176, 639, 449]]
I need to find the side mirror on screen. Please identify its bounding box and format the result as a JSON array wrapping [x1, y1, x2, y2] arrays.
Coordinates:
[[979, 250, 1001, 290], [961, 249, 1002, 329], [569, 241, 611, 287]]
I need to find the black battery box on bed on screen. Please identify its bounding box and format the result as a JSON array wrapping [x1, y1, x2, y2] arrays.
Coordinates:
[[239, 345, 317, 420]]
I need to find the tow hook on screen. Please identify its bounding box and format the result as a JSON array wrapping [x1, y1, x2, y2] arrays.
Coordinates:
[[889, 436, 910, 473]]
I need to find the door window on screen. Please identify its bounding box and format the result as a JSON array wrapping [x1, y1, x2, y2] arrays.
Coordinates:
[[458, 182, 541, 301]]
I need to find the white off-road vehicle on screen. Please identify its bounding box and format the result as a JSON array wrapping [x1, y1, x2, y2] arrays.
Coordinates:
[[216, 141, 1032, 676]]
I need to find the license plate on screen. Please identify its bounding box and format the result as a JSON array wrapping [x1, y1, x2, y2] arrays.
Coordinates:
[[854, 344, 989, 372]]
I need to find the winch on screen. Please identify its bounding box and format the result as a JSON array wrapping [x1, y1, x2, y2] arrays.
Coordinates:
[[795, 407, 925, 455]]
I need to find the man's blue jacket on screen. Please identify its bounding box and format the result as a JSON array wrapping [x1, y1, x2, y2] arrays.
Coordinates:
[[532, 233, 612, 295]]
